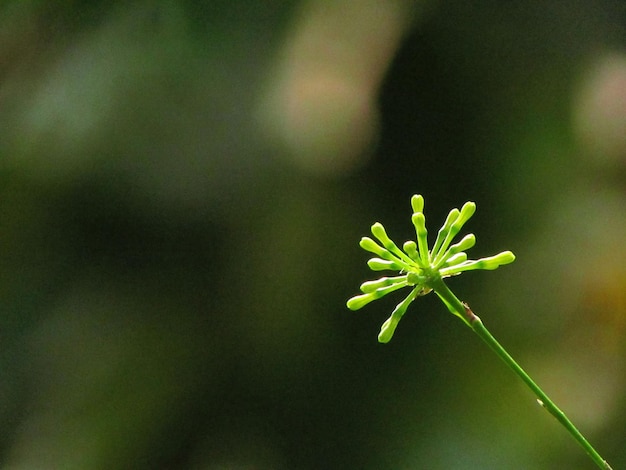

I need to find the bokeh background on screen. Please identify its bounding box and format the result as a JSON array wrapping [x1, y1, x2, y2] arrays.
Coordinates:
[[1, 1, 625, 469]]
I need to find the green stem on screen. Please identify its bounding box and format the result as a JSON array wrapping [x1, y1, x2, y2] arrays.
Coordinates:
[[431, 277, 612, 470]]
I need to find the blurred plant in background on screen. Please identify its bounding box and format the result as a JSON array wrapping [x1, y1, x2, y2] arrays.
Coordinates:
[[0, 1, 624, 469]]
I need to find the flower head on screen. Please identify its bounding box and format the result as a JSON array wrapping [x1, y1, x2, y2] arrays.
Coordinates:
[[347, 195, 515, 342]]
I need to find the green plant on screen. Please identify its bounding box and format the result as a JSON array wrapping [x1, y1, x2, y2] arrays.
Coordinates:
[[347, 194, 612, 469]]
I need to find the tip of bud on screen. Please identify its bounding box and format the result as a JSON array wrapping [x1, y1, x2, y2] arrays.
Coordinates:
[[458, 201, 476, 223], [498, 251, 516, 264], [347, 293, 377, 310], [377, 315, 399, 343], [410, 194, 424, 214]]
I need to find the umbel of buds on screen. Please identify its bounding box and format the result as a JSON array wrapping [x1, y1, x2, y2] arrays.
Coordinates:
[[347, 195, 515, 343]]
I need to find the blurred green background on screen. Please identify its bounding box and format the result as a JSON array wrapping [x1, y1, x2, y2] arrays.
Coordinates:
[[1, 1, 625, 469]]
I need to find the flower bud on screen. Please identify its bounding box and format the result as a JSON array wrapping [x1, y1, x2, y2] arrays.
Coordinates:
[[410, 194, 424, 214], [489, 251, 516, 266], [450, 202, 476, 234], [432, 208, 460, 259], [434, 203, 476, 263], [377, 289, 418, 342], [402, 240, 420, 262], [457, 201, 477, 226], [359, 237, 400, 263], [370, 222, 392, 246], [436, 234, 475, 268], [359, 237, 386, 256], [449, 233, 476, 253], [346, 293, 376, 310], [474, 251, 515, 270], [411, 212, 430, 264], [360, 276, 406, 293], [442, 252, 468, 267], [378, 315, 400, 343], [367, 258, 404, 271], [441, 250, 516, 275], [370, 223, 416, 266]]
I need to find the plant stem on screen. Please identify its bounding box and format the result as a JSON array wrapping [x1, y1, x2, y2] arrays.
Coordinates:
[[431, 277, 613, 470]]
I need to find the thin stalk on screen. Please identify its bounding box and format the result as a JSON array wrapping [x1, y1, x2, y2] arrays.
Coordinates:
[[431, 277, 613, 470]]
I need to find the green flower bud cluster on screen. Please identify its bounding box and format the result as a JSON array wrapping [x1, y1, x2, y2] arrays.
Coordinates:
[[347, 195, 515, 343]]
